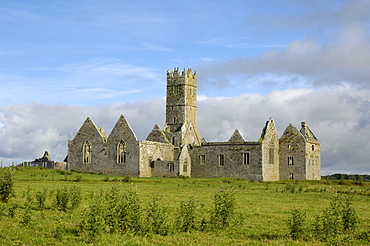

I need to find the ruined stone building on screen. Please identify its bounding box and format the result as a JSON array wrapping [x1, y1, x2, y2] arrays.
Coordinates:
[[68, 68, 321, 181], [19, 151, 67, 170]]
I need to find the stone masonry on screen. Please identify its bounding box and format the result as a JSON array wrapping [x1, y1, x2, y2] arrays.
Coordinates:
[[68, 68, 321, 181]]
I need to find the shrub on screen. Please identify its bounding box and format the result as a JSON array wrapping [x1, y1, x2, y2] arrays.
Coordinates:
[[54, 187, 70, 211], [144, 196, 170, 235], [75, 176, 82, 182], [0, 167, 15, 203], [209, 189, 236, 228], [7, 203, 18, 218], [80, 198, 107, 237], [69, 186, 82, 210], [35, 188, 48, 210], [121, 176, 131, 183], [313, 192, 358, 241], [116, 188, 142, 231], [287, 208, 306, 240], [176, 197, 197, 232]]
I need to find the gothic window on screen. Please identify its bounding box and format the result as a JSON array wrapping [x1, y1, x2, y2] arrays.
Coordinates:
[[83, 141, 92, 164], [243, 152, 250, 165], [288, 156, 294, 165], [174, 116, 177, 123], [183, 165, 188, 172], [117, 140, 126, 164], [219, 155, 225, 167], [199, 155, 205, 165]]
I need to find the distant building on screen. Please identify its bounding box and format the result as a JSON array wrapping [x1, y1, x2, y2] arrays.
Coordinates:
[[68, 68, 321, 181], [19, 151, 67, 170]]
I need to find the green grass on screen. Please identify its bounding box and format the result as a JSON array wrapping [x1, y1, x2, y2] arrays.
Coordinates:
[[0, 167, 370, 245]]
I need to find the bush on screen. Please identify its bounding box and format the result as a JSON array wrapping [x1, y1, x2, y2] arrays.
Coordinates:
[[314, 192, 358, 241], [287, 208, 306, 240], [53, 186, 82, 211], [35, 188, 48, 210], [176, 197, 198, 232], [0, 167, 15, 203], [209, 189, 236, 228], [144, 196, 170, 235]]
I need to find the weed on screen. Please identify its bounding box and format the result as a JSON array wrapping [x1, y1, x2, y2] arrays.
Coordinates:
[[54, 186, 69, 211], [52, 216, 65, 239], [0, 167, 15, 203], [75, 176, 82, 182], [20, 204, 32, 226], [7, 203, 18, 218], [313, 192, 358, 241], [176, 196, 197, 232], [69, 186, 82, 210], [209, 189, 236, 228], [35, 188, 48, 210], [145, 196, 170, 235], [121, 175, 131, 183], [287, 208, 306, 240], [80, 197, 107, 236]]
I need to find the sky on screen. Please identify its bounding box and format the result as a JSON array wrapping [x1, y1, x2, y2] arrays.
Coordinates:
[[0, 0, 370, 175]]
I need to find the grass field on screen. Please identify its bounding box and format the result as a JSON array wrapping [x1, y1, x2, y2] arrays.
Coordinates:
[[1, 166, 370, 245]]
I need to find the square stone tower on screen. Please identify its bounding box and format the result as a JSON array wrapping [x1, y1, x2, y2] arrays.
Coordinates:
[[165, 68, 201, 147]]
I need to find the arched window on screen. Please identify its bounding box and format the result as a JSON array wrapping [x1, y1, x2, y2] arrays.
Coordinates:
[[117, 140, 126, 164], [83, 141, 92, 164]]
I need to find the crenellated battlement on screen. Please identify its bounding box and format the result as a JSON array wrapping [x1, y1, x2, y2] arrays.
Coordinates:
[[167, 68, 196, 85]]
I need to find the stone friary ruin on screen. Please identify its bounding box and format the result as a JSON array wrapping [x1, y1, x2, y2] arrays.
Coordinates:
[[68, 68, 321, 181]]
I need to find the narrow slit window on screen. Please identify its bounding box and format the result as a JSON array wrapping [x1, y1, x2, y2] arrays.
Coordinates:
[[219, 155, 225, 167]]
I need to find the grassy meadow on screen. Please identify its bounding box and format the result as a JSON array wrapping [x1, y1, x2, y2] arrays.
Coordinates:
[[1, 166, 370, 245]]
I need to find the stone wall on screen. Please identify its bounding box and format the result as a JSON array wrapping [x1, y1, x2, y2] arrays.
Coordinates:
[[138, 140, 175, 177], [190, 142, 263, 180]]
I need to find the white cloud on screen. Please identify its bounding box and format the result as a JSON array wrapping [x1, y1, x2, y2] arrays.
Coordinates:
[[1, 87, 370, 175]]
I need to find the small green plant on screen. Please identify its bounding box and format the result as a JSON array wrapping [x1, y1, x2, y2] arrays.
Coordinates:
[[54, 186, 70, 211], [145, 196, 170, 235], [176, 196, 197, 232], [20, 204, 32, 226], [0, 167, 15, 203], [209, 189, 236, 228], [80, 197, 107, 237], [35, 188, 48, 210], [69, 186, 82, 210], [313, 191, 358, 241], [341, 192, 358, 231], [7, 203, 18, 218], [75, 176, 82, 182], [52, 216, 65, 239], [287, 208, 306, 240], [121, 176, 131, 183]]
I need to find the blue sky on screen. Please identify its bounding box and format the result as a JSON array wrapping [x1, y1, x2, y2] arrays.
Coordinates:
[[1, 0, 370, 175]]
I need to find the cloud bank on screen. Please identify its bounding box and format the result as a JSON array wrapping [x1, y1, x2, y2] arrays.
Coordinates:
[[1, 86, 369, 175]]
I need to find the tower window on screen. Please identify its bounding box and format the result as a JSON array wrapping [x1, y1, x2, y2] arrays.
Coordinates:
[[288, 156, 294, 165], [312, 145, 315, 151], [174, 116, 177, 123]]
